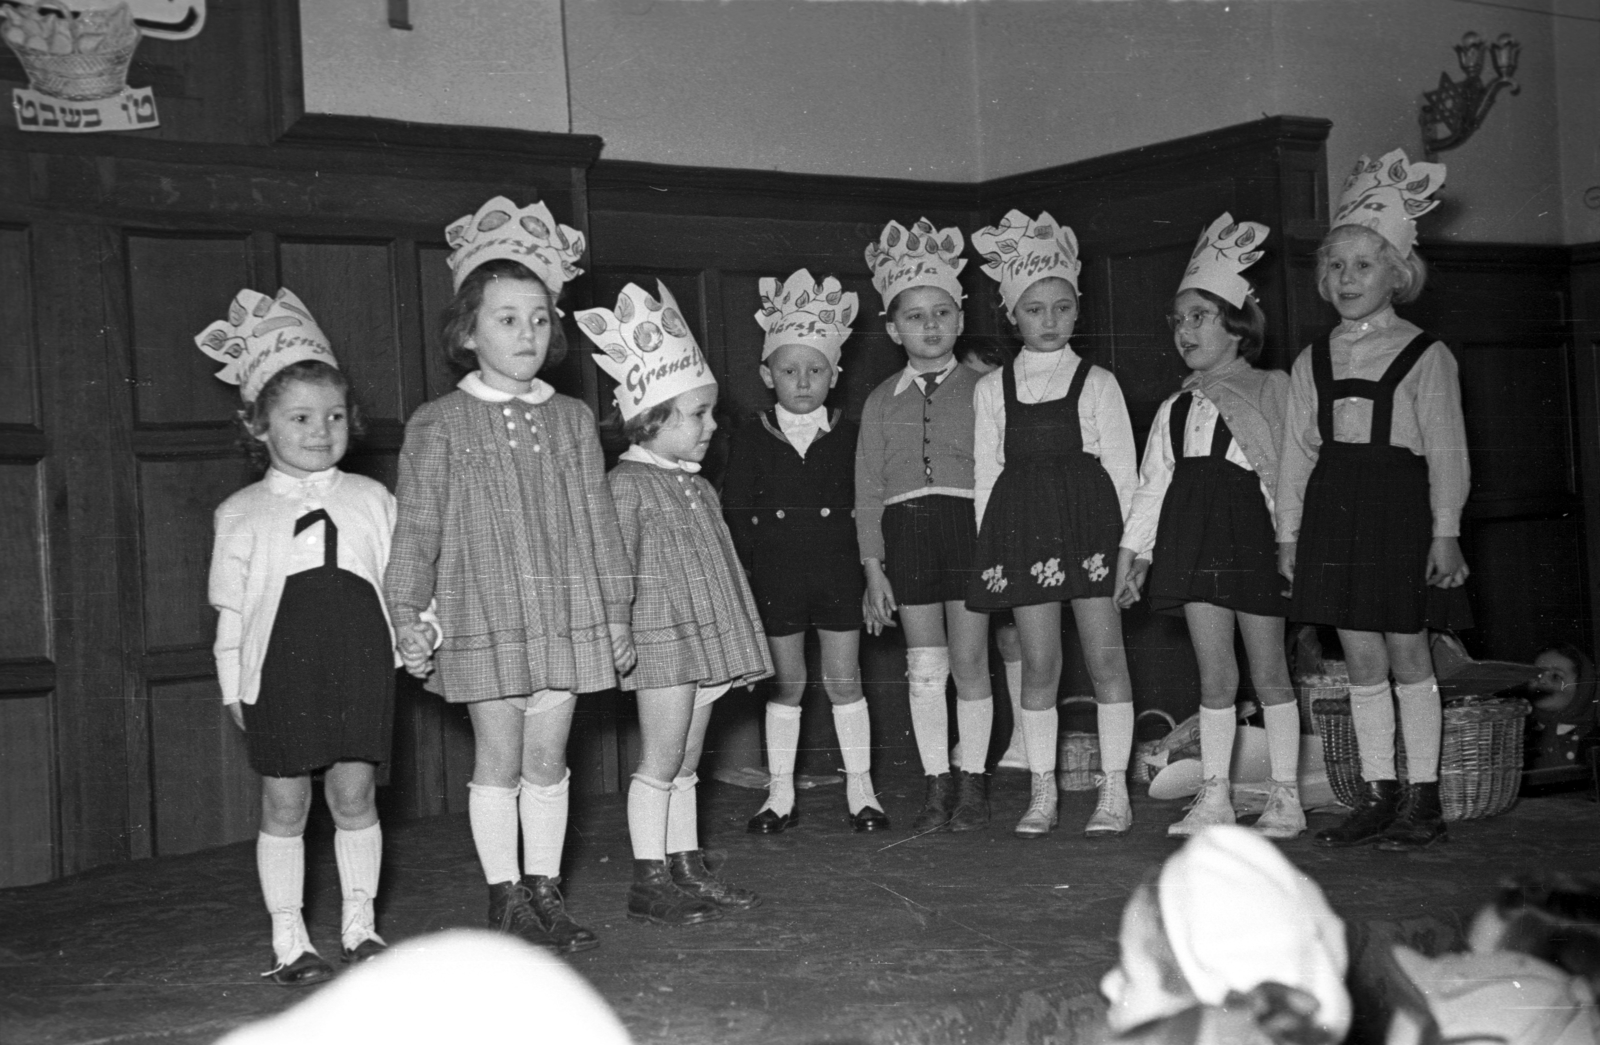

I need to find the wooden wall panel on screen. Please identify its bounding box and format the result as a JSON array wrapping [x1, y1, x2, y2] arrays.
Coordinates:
[[128, 235, 253, 426], [0, 463, 48, 662], [0, 226, 37, 427], [1463, 518, 1587, 661], [279, 241, 403, 421], [0, 693, 55, 886], [140, 457, 254, 653], [149, 678, 259, 856]]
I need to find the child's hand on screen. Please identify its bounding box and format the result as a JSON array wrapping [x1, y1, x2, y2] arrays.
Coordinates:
[[609, 622, 636, 674], [1277, 541, 1297, 585], [863, 563, 897, 637], [395, 622, 435, 679], [226, 703, 245, 731], [1114, 550, 1148, 610], [1426, 536, 1469, 588]]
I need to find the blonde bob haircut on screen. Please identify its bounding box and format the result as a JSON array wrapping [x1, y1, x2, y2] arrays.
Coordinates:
[[1315, 224, 1428, 306]]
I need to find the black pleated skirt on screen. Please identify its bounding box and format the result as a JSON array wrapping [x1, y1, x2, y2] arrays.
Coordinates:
[[1290, 442, 1472, 634], [968, 453, 1122, 610], [245, 566, 396, 777], [1149, 457, 1288, 617]]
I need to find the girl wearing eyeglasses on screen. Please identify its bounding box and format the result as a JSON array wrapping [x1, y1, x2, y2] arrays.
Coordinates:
[[1117, 214, 1306, 841]]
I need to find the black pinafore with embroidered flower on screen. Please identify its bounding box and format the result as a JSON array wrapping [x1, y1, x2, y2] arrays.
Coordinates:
[[967, 357, 1123, 610], [244, 509, 395, 777], [1290, 333, 1473, 634], [1147, 393, 1288, 617]]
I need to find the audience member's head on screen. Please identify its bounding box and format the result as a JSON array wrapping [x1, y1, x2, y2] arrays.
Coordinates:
[[1469, 872, 1600, 990], [1099, 825, 1349, 1044], [217, 929, 634, 1044]]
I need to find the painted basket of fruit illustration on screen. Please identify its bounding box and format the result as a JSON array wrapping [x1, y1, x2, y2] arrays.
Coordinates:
[[3, 3, 141, 102]]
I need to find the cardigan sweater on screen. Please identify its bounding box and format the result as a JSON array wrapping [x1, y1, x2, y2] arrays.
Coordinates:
[[854, 360, 981, 562], [1276, 307, 1470, 542], [210, 467, 399, 706]]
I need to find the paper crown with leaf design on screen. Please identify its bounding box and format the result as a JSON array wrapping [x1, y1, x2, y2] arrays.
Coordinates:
[[1177, 213, 1270, 308], [576, 281, 716, 421], [971, 210, 1083, 314], [864, 219, 966, 312], [444, 196, 586, 295], [194, 288, 337, 403], [1332, 149, 1446, 257], [755, 269, 858, 368]]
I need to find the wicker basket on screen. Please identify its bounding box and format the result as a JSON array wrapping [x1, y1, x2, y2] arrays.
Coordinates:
[[1312, 693, 1530, 821], [1295, 662, 1348, 736], [7, 38, 138, 101], [1057, 732, 1101, 791]]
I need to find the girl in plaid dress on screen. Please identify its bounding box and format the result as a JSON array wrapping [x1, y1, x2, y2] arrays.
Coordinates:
[[578, 282, 773, 926], [386, 198, 635, 954]]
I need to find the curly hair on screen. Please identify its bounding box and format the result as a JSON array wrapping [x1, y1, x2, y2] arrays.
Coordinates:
[[1316, 225, 1429, 306], [618, 398, 678, 447], [440, 259, 569, 374], [236, 361, 363, 470]]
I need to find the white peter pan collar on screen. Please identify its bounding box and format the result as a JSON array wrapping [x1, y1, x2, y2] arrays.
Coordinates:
[[775, 403, 831, 434], [621, 443, 701, 474], [459, 371, 556, 405]]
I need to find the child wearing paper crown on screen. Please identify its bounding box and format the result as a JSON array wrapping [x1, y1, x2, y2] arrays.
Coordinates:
[[577, 282, 773, 926], [1276, 150, 1472, 852], [857, 219, 995, 833], [201, 289, 415, 986], [1116, 214, 1304, 841], [967, 210, 1140, 839], [386, 197, 635, 954], [722, 270, 890, 835]]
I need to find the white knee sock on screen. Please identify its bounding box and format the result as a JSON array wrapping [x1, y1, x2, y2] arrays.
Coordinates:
[[1005, 660, 1025, 753], [518, 771, 569, 879], [467, 782, 522, 885], [666, 772, 700, 854], [1262, 702, 1301, 784], [1395, 676, 1443, 784], [257, 832, 311, 965], [1097, 702, 1134, 773], [627, 774, 673, 862], [1019, 706, 1058, 773], [906, 646, 951, 776], [333, 822, 382, 946], [1199, 706, 1236, 781], [764, 702, 802, 815], [956, 697, 993, 773], [834, 698, 882, 814], [1348, 680, 1397, 781]]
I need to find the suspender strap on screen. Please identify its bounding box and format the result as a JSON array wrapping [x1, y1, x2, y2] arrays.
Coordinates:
[[294, 508, 337, 569], [1311, 332, 1437, 447], [1367, 332, 1435, 448]]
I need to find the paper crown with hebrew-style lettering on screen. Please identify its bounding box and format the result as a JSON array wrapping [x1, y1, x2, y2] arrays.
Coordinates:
[[1332, 149, 1446, 257], [1176, 213, 1270, 308], [971, 210, 1082, 315], [865, 219, 966, 312], [195, 288, 337, 403], [755, 269, 858, 368], [444, 196, 586, 294], [576, 281, 716, 421]]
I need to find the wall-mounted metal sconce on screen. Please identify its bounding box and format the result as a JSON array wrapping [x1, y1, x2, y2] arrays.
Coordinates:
[[1419, 32, 1520, 159]]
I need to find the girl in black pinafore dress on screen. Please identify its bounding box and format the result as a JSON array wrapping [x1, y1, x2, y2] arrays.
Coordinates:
[[969, 210, 1140, 841], [1117, 212, 1304, 842], [1279, 148, 1470, 855]]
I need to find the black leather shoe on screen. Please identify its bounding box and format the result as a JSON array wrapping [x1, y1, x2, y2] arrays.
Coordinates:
[[1375, 782, 1448, 851], [850, 805, 891, 833], [947, 770, 991, 832], [668, 849, 763, 911], [486, 880, 554, 946], [523, 874, 600, 953], [627, 859, 723, 925], [911, 773, 956, 833], [339, 936, 386, 964], [1313, 779, 1401, 848], [266, 950, 335, 988], [746, 806, 799, 834]]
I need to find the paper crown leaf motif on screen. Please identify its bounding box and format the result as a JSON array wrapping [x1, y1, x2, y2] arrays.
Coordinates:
[[444, 196, 587, 294], [864, 218, 966, 312], [971, 210, 1083, 314], [1177, 213, 1270, 308], [754, 269, 858, 368], [194, 288, 337, 403], [1332, 148, 1446, 256], [576, 281, 716, 421]]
